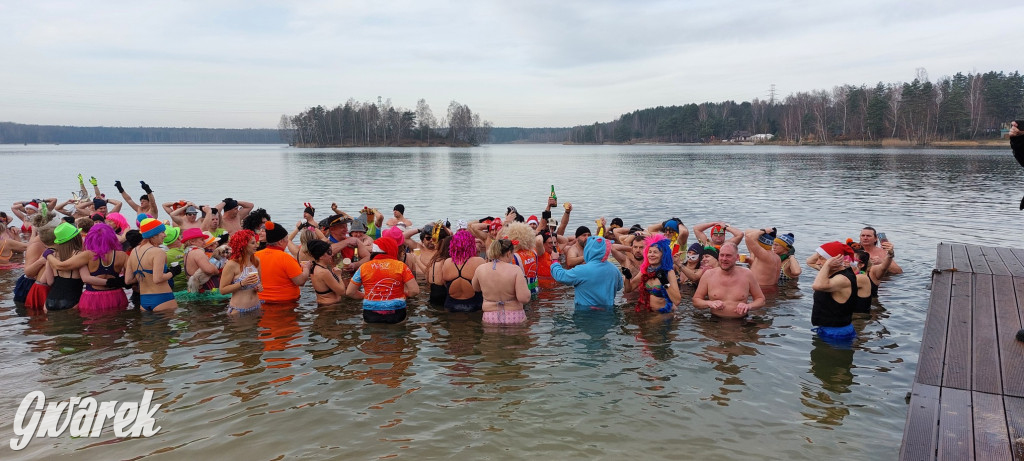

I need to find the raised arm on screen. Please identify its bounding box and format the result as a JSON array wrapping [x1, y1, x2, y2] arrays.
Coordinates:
[[744, 228, 776, 260]]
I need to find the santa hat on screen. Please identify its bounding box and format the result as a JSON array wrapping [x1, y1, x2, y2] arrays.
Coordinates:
[[527, 215, 539, 225], [816, 241, 854, 259]]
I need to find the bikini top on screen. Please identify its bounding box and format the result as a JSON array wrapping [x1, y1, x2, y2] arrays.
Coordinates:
[[233, 264, 259, 291], [132, 246, 167, 279], [312, 262, 340, 295]]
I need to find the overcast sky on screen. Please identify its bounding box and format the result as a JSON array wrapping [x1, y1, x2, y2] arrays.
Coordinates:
[[0, 1, 1017, 129]]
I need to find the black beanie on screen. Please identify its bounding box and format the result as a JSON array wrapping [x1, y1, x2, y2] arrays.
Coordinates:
[[575, 226, 592, 238]]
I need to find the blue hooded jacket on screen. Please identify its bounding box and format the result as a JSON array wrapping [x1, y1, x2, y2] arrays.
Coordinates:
[[550, 236, 623, 309]]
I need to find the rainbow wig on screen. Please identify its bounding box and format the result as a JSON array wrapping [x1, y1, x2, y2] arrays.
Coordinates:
[[499, 222, 536, 252], [449, 229, 477, 265], [640, 234, 674, 274], [84, 223, 121, 260]]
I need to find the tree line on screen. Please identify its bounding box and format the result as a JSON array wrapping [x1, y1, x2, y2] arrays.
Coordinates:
[[280, 98, 492, 147], [563, 69, 1023, 145], [0, 122, 280, 144]]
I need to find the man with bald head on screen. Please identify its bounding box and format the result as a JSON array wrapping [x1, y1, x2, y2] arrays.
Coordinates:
[[692, 242, 766, 318]]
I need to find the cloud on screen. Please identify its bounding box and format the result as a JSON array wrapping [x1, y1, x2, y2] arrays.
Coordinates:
[[0, 0, 1018, 128]]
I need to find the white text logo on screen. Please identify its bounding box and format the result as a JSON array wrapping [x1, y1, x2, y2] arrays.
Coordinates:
[[10, 390, 162, 450]]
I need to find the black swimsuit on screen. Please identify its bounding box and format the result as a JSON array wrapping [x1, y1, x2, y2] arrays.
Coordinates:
[[47, 267, 84, 311], [312, 262, 341, 295], [429, 262, 448, 305], [445, 261, 482, 312]]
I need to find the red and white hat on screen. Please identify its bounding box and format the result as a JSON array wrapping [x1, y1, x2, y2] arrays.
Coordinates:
[[527, 215, 539, 225], [816, 241, 854, 258]]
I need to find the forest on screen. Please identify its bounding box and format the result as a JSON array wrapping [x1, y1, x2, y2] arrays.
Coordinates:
[[0, 123, 280, 144], [565, 70, 1023, 145], [280, 98, 492, 147]]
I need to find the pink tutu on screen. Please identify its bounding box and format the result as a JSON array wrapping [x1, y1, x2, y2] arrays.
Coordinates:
[[482, 309, 527, 325], [79, 289, 129, 314]]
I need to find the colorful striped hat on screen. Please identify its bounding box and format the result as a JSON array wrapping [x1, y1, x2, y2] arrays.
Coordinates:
[[140, 218, 166, 239]]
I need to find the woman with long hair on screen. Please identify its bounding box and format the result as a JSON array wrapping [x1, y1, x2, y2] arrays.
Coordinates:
[[473, 238, 531, 324], [124, 218, 177, 312], [41, 222, 86, 311], [500, 222, 542, 295], [78, 222, 128, 313], [624, 234, 681, 314], [442, 229, 486, 313], [425, 235, 452, 306], [307, 239, 346, 305], [219, 229, 263, 315]]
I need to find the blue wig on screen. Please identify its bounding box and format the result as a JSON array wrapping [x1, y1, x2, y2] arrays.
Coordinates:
[[640, 234, 674, 273]]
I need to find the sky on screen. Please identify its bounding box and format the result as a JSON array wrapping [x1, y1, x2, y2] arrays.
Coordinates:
[[0, 0, 1018, 129]]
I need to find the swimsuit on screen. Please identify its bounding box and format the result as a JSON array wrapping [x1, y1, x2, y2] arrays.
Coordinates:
[[133, 246, 174, 311], [227, 264, 262, 314], [636, 269, 672, 313], [311, 263, 339, 295], [811, 269, 859, 344], [46, 268, 84, 311], [79, 254, 128, 311], [445, 261, 482, 312], [428, 262, 448, 306], [481, 261, 527, 324]]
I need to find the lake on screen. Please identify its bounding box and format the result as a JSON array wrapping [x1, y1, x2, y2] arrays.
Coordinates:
[[0, 143, 1020, 459]]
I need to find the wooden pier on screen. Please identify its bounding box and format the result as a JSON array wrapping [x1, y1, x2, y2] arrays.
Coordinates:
[[901, 243, 1024, 460]]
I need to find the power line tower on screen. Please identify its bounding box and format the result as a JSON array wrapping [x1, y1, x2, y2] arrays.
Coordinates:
[[768, 84, 777, 105]]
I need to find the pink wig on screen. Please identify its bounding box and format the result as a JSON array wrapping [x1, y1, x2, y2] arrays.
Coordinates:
[[640, 234, 673, 274], [449, 229, 477, 265], [84, 222, 121, 260], [105, 212, 129, 233]]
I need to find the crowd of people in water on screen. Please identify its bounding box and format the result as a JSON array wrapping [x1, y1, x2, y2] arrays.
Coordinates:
[[0, 176, 902, 343]]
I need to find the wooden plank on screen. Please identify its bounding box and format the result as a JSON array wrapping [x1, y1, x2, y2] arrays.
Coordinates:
[[936, 243, 954, 272], [918, 270, 953, 386], [900, 382, 941, 461], [951, 244, 971, 273], [942, 271, 973, 390], [995, 247, 1024, 277], [966, 244, 993, 275], [937, 388, 974, 460], [1003, 396, 1024, 461], [972, 274, 1001, 394], [995, 276, 1024, 398], [1011, 247, 1024, 271], [980, 246, 1011, 276], [972, 391, 1012, 461]]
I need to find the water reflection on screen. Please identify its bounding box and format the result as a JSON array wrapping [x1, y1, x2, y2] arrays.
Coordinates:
[[693, 315, 773, 406], [801, 337, 856, 428]]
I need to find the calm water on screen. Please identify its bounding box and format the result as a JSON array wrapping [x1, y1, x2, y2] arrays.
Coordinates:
[[0, 143, 1020, 459]]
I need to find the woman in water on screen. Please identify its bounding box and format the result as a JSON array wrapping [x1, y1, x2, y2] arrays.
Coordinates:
[[77, 223, 128, 313], [180, 227, 220, 292], [624, 234, 681, 314], [219, 230, 263, 315], [500, 222, 542, 295], [442, 229, 487, 312], [307, 239, 347, 305], [124, 218, 177, 312], [41, 222, 86, 311], [773, 233, 801, 283], [473, 238, 531, 324], [676, 242, 706, 287], [425, 235, 452, 306]]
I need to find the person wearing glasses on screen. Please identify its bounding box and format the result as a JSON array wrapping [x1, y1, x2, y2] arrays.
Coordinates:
[[163, 201, 203, 230]]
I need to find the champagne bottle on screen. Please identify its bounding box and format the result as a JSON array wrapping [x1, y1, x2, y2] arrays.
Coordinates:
[[550, 185, 557, 205]]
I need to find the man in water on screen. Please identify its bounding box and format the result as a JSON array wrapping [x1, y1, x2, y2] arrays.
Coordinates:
[[563, 226, 592, 269], [218, 197, 254, 234], [611, 232, 647, 278], [386, 204, 412, 229], [693, 242, 766, 318], [744, 227, 782, 290], [859, 227, 902, 274], [693, 221, 743, 249], [115, 180, 158, 218], [256, 221, 310, 305]]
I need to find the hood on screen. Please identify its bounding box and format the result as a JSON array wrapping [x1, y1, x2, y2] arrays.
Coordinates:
[[583, 236, 611, 263]]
